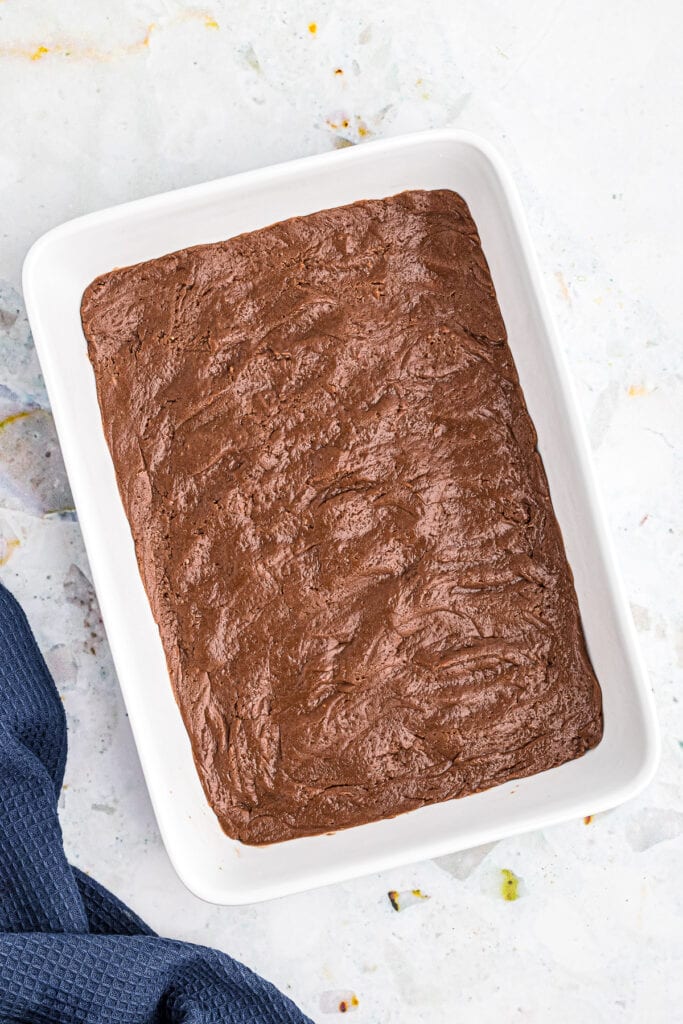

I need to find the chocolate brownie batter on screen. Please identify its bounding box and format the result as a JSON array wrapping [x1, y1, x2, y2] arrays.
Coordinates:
[[82, 190, 603, 844]]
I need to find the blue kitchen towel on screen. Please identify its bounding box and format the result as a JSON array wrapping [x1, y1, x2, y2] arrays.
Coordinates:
[[0, 582, 312, 1023]]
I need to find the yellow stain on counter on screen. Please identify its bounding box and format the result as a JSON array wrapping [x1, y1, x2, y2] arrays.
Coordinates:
[[2, 10, 221, 62], [628, 384, 648, 397], [0, 538, 20, 567], [500, 868, 520, 901], [0, 409, 35, 431], [308, 22, 317, 34], [554, 270, 571, 304], [44, 504, 77, 517], [4, 37, 146, 62]]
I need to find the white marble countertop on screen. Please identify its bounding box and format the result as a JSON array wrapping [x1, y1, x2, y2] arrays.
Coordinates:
[[1, 2, 681, 1020]]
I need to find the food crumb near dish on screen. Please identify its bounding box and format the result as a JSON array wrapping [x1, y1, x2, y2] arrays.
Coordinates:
[[388, 888, 430, 912], [319, 990, 359, 1014]]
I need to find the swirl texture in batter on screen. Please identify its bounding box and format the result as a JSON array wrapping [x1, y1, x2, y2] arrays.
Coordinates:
[[81, 190, 603, 844]]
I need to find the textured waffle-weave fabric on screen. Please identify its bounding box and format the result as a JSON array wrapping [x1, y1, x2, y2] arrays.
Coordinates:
[[0, 582, 311, 1023]]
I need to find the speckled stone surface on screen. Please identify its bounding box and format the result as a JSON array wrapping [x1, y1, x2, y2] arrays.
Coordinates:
[[0, 2, 681, 1021]]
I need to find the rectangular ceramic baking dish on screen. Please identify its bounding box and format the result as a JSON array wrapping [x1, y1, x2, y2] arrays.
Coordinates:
[[23, 130, 659, 904]]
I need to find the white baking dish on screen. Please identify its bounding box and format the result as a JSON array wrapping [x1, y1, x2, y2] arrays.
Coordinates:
[[23, 130, 659, 905]]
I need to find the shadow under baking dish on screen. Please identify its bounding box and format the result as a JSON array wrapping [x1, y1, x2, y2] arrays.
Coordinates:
[[23, 130, 659, 905]]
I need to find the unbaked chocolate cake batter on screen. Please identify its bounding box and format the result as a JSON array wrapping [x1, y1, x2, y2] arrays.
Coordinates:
[[82, 190, 603, 844]]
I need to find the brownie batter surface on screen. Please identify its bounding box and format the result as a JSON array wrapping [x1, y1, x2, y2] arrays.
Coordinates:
[[82, 189, 603, 844]]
